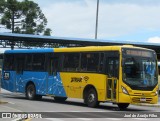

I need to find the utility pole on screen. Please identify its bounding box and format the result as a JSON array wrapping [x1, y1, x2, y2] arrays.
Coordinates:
[[95, 0, 99, 39]]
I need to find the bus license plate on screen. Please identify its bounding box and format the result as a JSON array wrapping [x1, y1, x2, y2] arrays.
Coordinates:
[[140, 98, 146, 102]]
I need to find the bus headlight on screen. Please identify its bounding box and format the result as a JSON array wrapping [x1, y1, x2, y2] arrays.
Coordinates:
[[155, 90, 159, 96], [121, 86, 129, 95]]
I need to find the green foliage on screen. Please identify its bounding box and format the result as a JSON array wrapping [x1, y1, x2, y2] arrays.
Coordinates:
[[0, 0, 51, 35], [0, 0, 5, 14], [44, 28, 52, 36]]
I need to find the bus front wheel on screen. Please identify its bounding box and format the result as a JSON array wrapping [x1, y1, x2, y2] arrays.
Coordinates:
[[85, 88, 99, 108], [26, 84, 36, 100], [117, 103, 129, 110]]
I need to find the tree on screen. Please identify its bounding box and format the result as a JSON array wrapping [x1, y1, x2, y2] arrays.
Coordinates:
[[44, 28, 52, 36], [0, 0, 6, 29], [0, 0, 5, 14], [0, 0, 51, 35]]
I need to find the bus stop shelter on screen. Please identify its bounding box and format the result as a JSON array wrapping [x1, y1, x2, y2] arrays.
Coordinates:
[[0, 32, 160, 60]]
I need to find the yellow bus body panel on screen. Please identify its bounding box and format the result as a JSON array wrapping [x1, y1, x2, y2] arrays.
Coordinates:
[[60, 72, 107, 101], [53, 46, 158, 104]]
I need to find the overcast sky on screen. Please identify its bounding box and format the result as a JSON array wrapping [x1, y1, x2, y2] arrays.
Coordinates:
[[1, 0, 160, 43]]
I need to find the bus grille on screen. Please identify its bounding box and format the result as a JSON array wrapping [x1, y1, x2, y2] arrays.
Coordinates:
[[132, 93, 154, 97], [132, 97, 152, 103]]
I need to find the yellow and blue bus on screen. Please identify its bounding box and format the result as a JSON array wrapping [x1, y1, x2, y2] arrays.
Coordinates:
[[1, 45, 159, 109]]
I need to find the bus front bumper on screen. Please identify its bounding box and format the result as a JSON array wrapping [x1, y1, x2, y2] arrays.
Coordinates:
[[118, 93, 158, 104]]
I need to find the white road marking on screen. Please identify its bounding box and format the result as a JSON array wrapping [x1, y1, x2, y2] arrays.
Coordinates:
[[12, 118, 22, 121], [8, 102, 15, 104], [105, 118, 121, 120], [77, 118, 92, 120], [70, 111, 82, 112], [132, 118, 149, 120], [45, 118, 64, 121], [1, 105, 22, 112], [69, 111, 106, 112]]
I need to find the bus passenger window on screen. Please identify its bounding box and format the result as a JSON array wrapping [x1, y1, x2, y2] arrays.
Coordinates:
[[32, 54, 45, 71], [49, 56, 59, 75], [108, 59, 114, 77], [81, 53, 99, 72], [15, 54, 25, 74], [63, 53, 80, 71], [25, 54, 32, 71], [107, 58, 119, 78], [99, 53, 104, 72], [4, 54, 15, 70]]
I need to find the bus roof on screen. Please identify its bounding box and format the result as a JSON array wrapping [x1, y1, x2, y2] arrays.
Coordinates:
[[1, 32, 160, 47], [5, 48, 54, 53], [4, 45, 153, 54]]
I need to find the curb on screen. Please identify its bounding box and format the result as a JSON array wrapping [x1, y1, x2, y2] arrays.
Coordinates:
[[24, 118, 32, 121], [0, 100, 8, 104], [12, 118, 32, 121]]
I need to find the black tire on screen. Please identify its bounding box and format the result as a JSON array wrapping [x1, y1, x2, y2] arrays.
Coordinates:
[[85, 88, 99, 108], [26, 84, 36, 100], [117, 103, 129, 110], [54, 97, 67, 102]]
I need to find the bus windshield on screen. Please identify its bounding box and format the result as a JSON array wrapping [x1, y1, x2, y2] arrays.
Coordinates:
[[122, 49, 158, 90]]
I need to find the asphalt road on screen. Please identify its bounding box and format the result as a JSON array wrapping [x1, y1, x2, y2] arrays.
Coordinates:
[[0, 89, 160, 121]]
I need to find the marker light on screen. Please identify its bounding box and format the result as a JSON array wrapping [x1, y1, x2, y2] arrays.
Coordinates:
[[155, 90, 159, 96]]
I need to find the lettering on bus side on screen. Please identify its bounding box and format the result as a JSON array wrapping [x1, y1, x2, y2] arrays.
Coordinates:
[[71, 77, 82, 83], [71, 76, 89, 83]]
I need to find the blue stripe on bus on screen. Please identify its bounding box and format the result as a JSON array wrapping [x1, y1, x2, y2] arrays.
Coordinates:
[[5, 48, 54, 53], [1, 71, 67, 97]]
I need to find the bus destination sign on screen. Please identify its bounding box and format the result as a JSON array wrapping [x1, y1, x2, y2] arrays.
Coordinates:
[[125, 50, 153, 57]]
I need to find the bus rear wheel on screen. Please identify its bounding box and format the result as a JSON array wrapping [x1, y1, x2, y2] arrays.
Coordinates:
[[117, 103, 129, 110], [85, 88, 99, 108], [26, 84, 36, 100], [54, 97, 67, 102]]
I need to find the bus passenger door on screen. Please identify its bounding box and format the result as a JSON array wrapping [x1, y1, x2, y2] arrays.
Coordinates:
[[15, 55, 25, 92], [106, 56, 119, 102], [47, 55, 66, 97], [47, 56, 58, 95]]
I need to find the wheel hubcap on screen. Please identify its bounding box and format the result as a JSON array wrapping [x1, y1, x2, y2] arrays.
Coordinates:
[[88, 94, 95, 103], [28, 87, 34, 97]]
